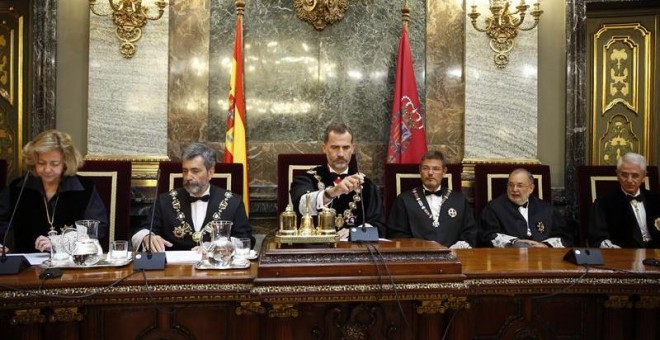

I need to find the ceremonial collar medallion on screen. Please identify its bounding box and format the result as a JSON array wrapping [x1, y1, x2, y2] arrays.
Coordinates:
[[169, 189, 233, 240], [413, 187, 452, 228]]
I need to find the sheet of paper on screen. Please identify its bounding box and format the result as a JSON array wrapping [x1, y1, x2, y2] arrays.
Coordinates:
[[165, 250, 202, 263], [16, 253, 50, 266]]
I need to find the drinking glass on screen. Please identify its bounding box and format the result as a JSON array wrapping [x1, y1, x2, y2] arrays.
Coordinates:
[[233, 238, 251, 265], [110, 240, 129, 261]]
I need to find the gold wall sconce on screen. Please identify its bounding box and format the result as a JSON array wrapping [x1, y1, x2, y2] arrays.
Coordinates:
[[89, 0, 168, 59], [468, 1, 543, 68]]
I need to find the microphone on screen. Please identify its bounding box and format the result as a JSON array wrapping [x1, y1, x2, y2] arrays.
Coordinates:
[[0, 172, 31, 275], [133, 169, 167, 271], [349, 152, 379, 242]]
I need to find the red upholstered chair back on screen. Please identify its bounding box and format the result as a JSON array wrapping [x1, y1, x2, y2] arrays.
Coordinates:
[[473, 163, 551, 218], [78, 160, 132, 252], [576, 165, 659, 246], [156, 161, 244, 197], [0, 159, 6, 191], [277, 153, 357, 214], [383, 163, 462, 218]]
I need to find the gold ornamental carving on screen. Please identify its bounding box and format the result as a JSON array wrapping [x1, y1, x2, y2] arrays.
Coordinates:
[[294, 0, 349, 30], [49, 307, 84, 323], [88, 0, 167, 59], [0, 30, 14, 104], [268, 304, 299, 318], [635, 296, 660, 309], [595, 24, 650, 114], [417, 296, 470, 314], [10, 309, 46, 326], [604, 295, 632, 309], [236, 301, 266, 316], [417, 300, 446, 314], [599, 114, 638, 164]]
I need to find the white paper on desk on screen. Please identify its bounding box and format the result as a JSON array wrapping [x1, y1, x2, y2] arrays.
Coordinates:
[[16, 253, 50, 266], [165, 251, 202, 263]]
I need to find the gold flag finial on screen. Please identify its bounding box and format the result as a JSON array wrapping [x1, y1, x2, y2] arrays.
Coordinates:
[[235, 0, 245, 17], [402, 1, 411, 30]]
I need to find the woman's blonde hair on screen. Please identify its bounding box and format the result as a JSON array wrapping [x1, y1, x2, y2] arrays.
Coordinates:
[[23, 130, 83, 177]]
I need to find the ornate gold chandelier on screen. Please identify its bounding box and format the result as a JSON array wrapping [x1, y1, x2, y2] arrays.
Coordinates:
[[89, 0, 168, 59], [468, 1, 543, 68]]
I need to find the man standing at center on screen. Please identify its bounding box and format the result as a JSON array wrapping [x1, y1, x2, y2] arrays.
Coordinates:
[[290, 122, 385, 240]]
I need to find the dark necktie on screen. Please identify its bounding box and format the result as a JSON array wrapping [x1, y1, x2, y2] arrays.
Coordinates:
[[424, 189, 442, 196], [190, 195, 210, 203], [627, 195, 642, 202], [517, 202, 529, 209]]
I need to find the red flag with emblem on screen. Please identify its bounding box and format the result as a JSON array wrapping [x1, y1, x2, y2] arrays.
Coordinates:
[[386, 20, 427, 164]]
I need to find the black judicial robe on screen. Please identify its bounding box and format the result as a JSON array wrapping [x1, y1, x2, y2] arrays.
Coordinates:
[[387, 186, 477, 247], [138, 185, 253, 250], [0, 175, 108, 253], [479, 194, 572, 247], [588, 188, 660, 248], [290, 165, 386, 237]]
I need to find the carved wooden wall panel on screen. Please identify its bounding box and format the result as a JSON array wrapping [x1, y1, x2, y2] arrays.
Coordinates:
[[0, 1, 28, 181], [587, 10, 659, 165]]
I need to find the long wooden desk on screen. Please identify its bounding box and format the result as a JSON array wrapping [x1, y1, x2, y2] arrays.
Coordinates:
[[0, 241, 658, 340]]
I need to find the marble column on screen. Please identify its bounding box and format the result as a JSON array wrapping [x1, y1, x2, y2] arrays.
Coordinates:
[[31, 0, 57, 137], [87, 0, 169, 156]]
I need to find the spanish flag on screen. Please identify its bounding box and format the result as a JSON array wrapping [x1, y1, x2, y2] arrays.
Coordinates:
[[224, 7, 249, 214]]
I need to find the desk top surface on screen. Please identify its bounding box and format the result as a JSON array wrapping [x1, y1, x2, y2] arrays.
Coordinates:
[[1, 241, 659, 290]]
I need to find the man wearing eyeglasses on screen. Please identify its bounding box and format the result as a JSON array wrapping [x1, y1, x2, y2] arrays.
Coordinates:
[[589, 152, 660, 248], [479, 168, 572, 248], [387, 151, 476, 248]]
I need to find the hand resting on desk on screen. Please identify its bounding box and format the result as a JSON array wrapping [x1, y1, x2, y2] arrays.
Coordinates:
[[142, 234, 173, 252]]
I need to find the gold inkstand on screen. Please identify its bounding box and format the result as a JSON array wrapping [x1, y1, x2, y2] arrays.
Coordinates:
[[274, 192, 339, 247]]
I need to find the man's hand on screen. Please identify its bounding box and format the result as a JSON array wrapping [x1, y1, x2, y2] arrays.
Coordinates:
[[338, 228, 350, 241], [332, 173, 365, 197], [141, 234, 173, 252], [35, 235, 52, 252]]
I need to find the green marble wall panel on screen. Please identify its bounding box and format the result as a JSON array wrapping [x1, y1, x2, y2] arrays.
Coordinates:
[[206, 0, 427, 188]]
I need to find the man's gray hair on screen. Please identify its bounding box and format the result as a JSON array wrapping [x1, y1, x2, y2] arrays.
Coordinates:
[[182, 143, 217, 170], [617, 152, 647, 171]]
